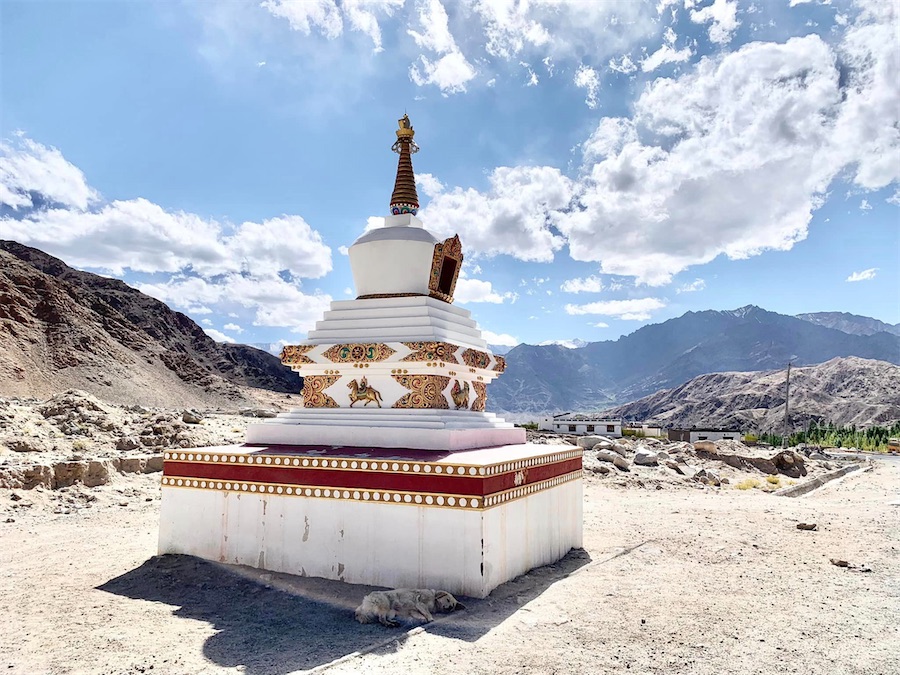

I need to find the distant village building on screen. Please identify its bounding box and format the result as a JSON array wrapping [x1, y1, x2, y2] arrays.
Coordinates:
[[540, 414, 623, 437], [668, 428, 742, 443], [623, 423, 665, 438]]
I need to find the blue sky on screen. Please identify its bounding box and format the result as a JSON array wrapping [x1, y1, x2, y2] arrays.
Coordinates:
[[1, 0, 897, 350]]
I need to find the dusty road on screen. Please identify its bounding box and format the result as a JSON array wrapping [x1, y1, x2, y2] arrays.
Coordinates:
[[1, 462, 897, 675]]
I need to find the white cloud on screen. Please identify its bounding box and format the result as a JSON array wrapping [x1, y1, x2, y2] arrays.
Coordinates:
[[690, 0, 740, 45], [261, 0, 404, 52], [676, 278, 706, 293], [201, 319, 213, 326], [0, 136, 99, 211], [407, 0, 476, 93], [521, 62, 539, 86], [609, 54, 638, 74], [454, 277, 516, 304], [641, 44, 692, 72], [481, 329, 519, 347], [565, 298, 666, 320], [556, 16, 900, 286], [204, 328, 236, 343], [574, 65, 600, 109], [0, 136, 333, 335], [859, 199, 871, 210], [420, 165, 573, 262], [560, 275, 604, 293], [223, 322, 243, 333], [846, 268, 877, 282], [416, 172, 445, 198], [592, 322, 610, 328]]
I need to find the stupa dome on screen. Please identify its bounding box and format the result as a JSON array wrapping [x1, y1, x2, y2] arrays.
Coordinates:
[[348, 115, 462, 303]]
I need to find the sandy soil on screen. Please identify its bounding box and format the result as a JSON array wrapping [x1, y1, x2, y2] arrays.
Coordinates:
[[1, 460, 897, 675]]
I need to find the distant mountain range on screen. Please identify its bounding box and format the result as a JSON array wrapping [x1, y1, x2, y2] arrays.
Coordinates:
[[601, 356, 900, 430], [796, 312, 900, 337], [490, 305, 900, 414], [0, 241, 297, 407]]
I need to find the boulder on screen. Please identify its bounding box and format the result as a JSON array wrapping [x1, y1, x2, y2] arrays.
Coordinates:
[[633, 448, 659, 466], [693, 468, 721, 486], [772, 450, 807, 478], [693, 440, 717, 453], [664, 460, 684, 475], [116, 436, 141, 452], [611, 443, 630, 457], [240, 408, 278, 419], [577, 435, 606, 449], [809, 452, 828, 461], [144, 455, 165, 473], [596, 449, 630, 472], [182, 410, 203, 424], [656, 450, 670, 461]]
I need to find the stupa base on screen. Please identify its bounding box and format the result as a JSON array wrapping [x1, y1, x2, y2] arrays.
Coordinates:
[[158, 442, 583, 598]]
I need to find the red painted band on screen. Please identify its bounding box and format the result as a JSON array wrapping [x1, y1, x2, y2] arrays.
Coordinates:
[[163, 457, 582, 497]]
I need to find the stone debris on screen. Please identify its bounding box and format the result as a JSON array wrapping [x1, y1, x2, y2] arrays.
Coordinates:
[[529, 429, 864, 493], [796, 523, 817, 531], [0, 390, 260, 490]]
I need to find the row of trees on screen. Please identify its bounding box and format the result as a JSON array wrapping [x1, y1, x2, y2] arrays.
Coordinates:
[[758, 420, 900, 451]]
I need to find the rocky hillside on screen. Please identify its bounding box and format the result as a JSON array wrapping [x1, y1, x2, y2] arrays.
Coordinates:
[[492, 306, 900, 414], [600, 357, 900, 431], [796, 312, 900, 337], [0, 241, 299, 407]]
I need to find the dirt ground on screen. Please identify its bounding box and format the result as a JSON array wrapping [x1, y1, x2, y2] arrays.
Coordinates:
[[1, 461, 897, 675]]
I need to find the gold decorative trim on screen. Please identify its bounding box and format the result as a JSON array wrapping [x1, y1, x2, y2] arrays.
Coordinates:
[[461, 348, 492, 370], [322, 343, 396, 363], [471, 381, 487, 412], [401, 341, 460, 364], [428, 235, 463, 304], [162, 448, 583, 477], [392, 374, 450, 409], [160, 469, 583, 510], [281, 345, 315, 365], [302, 375, 340, 408]]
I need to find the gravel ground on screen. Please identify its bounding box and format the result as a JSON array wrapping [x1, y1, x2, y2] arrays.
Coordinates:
[[1, 459, 897, 675]]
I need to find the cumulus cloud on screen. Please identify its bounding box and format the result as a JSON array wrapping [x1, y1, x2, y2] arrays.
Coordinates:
[[592, 322, 610, 328], [560, 275, 604, 293], [420, 165, 573, 262], [846, 268, 877, 282], [407, 0, 476, 93], [481, 330, 519, 347], [416, 172, 445, 198], [641, 44, 692, 72], [454, 277, 517, 304], [690, 0, 740, 45], [565, 298, 666, 321], [223, 322, 243, 333], [0, 135, 333, 334], [676, 278, 706, 293], [0, 135, 99, 211], [261, 0, 404, 52], [204, 328, 236, 343], [555, 11, 899, 286], [574, 65, 600, 108]]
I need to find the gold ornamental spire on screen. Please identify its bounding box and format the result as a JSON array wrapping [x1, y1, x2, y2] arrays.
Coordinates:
[[389, 114, 420, 216]]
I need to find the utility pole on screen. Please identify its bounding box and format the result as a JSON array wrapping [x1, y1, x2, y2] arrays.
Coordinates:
[[781, 361, 792, 448]]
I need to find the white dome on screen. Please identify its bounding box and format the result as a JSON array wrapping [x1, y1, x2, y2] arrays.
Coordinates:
[[349, 214, 440, 298]]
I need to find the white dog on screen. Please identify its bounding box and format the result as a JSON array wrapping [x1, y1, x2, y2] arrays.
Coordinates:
[[354, 588, 465, 626]]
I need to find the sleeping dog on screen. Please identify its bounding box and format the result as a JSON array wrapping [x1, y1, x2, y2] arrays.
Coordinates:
[[354, 588, 465, 626]]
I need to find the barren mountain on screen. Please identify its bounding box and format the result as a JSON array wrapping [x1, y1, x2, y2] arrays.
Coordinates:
[[796, 311, 900, 337], [0, 241, 299, 407], [492, 306, 900, 414], [600, 357, 900, 431]]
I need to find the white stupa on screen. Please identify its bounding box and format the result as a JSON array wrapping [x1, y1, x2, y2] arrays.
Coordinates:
[[158, 116, 583, 598]]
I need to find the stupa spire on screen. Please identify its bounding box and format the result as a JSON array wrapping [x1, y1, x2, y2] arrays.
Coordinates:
[[389, 114, 420, 216]]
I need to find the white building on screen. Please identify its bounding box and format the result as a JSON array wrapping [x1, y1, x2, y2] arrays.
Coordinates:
[[667, 428, 743, 443], [540, 414, 623, 437]]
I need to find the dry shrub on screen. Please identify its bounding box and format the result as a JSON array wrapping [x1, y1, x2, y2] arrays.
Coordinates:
[[735, 478, 761, 490]]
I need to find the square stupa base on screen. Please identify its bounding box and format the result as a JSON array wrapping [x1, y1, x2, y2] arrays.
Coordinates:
[[158, 442, 583, 598]]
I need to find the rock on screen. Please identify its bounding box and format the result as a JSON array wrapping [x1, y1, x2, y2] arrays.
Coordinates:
[[144, 455, 165, 473], [596, 449, 630, 472], [693, 468, 721, 486], [240, 408, 277, 419], [633, 448, 659, 466], [611, 443, 630, 457], [809, 452, 828, 461], [182, 410, 203, 424], [693, 440, 717, 452], [4, 437, 49, 453], [772, 450, 807, 478], [586, 464, 610, 475], [577, 435, 606, 449], [664, 460, 684, 475], [656, 451, 670, 461], [117, 457, 145, 474], [10, 492, 21, 501], [830, 558, 850, 567], [796, 523, 817, 531], [116, 436, 141, 451]]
